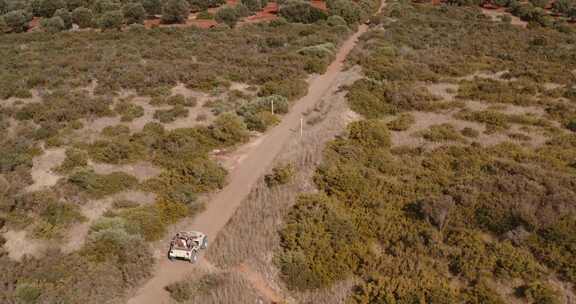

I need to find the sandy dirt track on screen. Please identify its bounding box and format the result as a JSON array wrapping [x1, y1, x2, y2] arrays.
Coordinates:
[[127, 9, 382, 304]]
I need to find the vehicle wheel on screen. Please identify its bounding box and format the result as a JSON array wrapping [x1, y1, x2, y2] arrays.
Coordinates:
[[201, 237, 208, 249], [190, 253, 198, 263]]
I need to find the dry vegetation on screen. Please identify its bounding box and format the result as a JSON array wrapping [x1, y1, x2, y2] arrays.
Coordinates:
[[273, 1, 576, 303], [0, 1, 369, 302]]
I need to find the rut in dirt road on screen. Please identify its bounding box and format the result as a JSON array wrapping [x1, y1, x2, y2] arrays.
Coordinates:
[[127, 5, 385, 303]]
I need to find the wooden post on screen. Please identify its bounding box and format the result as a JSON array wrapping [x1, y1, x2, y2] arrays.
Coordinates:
[[271, 99, 274, 115]]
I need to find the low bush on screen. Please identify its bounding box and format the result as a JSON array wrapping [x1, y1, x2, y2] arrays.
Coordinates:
[[98, 10, 123, 30], [68, 170, 138, 198], [41, 16, 66, 33], [153, 105, 189, 123], [418, 123, 466, 142], [519, 282, 561, 304], [115, 100, 144, 122], [72, 7, 94, 28], [214, 5, 239, 27], [461, 127, 480, 138], [101, 125, 130, 137], [387, 113, 415, 131], [88, 140, 144, 164], [348, 119, 391, 149], [265, 163, 294, 187], [54, 8, 72, 29], [259, 79, 308, 101], [123, 2, 146, 25], [56, 148, 88, 173], [209, 112, 249, 146]]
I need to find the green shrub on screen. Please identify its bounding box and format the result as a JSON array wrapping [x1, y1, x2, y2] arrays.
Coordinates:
[[210, 112, 249, 146], [68, 170, 138, 198], [165, 281, 192, 302], [123, 2, 146, 24], [418, 123, 466, 142], [461, 127, 480, 138], [196, 10, 213, 19], [56, 148, 88, 173], [32, 0, 66, 17], [3, 9, 29, 33], [259, 79, 308, 101], [72, 7, 94, 28], [188, 0, 225, 11], [327, 0, 361, 24], [149, 158, 226, 194], [83, 224, 147, 262], [520, 282, 561, 304], [566, 119, 576, 132], [98, 10, 124, 30], [88, 140, 143, 164], [387, 113, 415, 131], [115, 101, 144, 122], [33, 201, 85, 239], [214, 5, 238, 27], [265, 163, 294, 187], [14, 283, 42, 304], [101, 124, 130, 137], [153, 105, 189, 123], [241, 0, 263, 11], [348, 119, 391, 149], [54, 8, 72, 29], [41, 16, 66, 32], [142, 0, 162, 15], [277, 193, 369, 290], [326, 15, 347, 26], [463, 281, 506, 304], [278, 0, 327, 23], [117, 206, 166, 241], [161, 0, 190, 24]]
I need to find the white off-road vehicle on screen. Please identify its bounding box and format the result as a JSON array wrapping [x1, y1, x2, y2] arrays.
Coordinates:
[[168, 231, 208, 263]]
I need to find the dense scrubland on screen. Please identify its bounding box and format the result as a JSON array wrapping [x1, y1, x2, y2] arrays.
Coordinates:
[[276, 1, 576, 303], [0, 0, 378, 301]]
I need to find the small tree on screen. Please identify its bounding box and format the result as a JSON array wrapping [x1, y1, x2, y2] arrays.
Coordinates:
[[214, 5, 239, 27], [72, 7, 94, 28], [3, 9, 28, 33], [41, 15, 66, 32], [123, 2, 146, 24], [142, 0, 162, 15], [161, 0, 190, 24], [54, 8, 72, 29], [98, 9, 123, 30]]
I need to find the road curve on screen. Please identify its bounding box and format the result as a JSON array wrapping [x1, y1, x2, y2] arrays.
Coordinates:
[[127, 10, 381, 304]]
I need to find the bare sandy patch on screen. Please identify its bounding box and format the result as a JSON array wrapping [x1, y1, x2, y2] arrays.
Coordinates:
[[26, 147, 66, 192], [3, 230, 48, 260]]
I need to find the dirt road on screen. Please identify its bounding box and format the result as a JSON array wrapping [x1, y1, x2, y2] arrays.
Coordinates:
[[127, 11, 381, 304]]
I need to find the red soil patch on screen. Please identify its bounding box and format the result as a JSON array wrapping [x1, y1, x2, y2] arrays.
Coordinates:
[[144, 18, 161, 29], [188, 19, 218, 28], [310, 0, 328, 10], [27, 17, 40, 32], [243, 2, 280, 23]]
